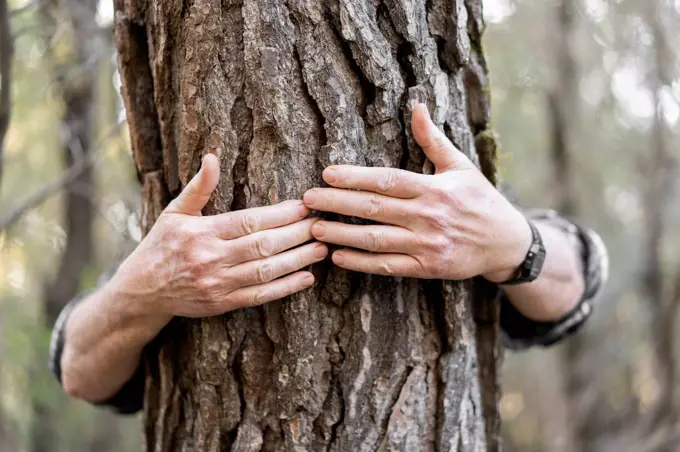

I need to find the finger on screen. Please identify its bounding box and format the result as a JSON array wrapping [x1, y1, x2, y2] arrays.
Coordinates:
[[322, 166, 426, 199], [228, 242, 328, 287], [411, 103, 471, 173], [331, 249, 425, 278], [166, 154, 221, 216], [311, 221, 416, 254], [225, 218, 318, 265], [225, 271, 315, 310], [303, 188, 413, 227], [207, 200, 311, 239]]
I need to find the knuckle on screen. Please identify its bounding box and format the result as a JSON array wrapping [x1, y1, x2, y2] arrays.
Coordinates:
[[430, 183, 450, 200], [252, 235, 274, 258], [220, 215, 238, 235], [195, 278, 216, 301], [440, 238, 456, 255], [423, 208, 450, 230], [377, 170, 398, 194], [420, 234, 443, 252], [366, 230, 384, 252], [378, 260, 395, 276], [295, 250, 305, 269], [187, 250, 221, 281], [241, 214, 260, 235], [252, 287, 274, 307], [256, 262, 275, 283], [443, 225, 463, 248], [362, 195, 384, 218]]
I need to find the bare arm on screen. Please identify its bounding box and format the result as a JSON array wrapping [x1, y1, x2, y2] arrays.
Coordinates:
[[59, 280, 167, 401], [56, 154, 328, 403], [484, 220, 585, 322]]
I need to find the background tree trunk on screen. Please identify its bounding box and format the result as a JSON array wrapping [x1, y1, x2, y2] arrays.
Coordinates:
[[638, 1, 679, 447], [113, 0, 500, 450], [546, 1, 591, 451], [31, 1, 99, 451], [42, 0, 98, 328]]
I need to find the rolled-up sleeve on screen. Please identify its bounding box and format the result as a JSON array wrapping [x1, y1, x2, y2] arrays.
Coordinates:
[[500, 209, 609, 350], [48, 269, 145, 414]]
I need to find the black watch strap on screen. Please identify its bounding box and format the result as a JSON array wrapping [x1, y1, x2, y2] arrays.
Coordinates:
[[499, 219, 546, 285]]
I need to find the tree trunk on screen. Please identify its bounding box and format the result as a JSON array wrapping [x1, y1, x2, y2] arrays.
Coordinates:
[[113, 1, 501, 450], [0, 0, 13, 188], [32, 2, 99, 451], [42, 0, 99, 326], [546, 1, 591, 451], [639, 1, 678, 444]]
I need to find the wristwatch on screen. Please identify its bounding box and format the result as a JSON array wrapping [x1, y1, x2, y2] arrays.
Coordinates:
[[498, 219, 546, 285]]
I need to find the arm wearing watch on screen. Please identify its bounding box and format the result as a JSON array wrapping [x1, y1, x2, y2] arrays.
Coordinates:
[[301, 103, 608, 348], [497, 208, 609, 349]]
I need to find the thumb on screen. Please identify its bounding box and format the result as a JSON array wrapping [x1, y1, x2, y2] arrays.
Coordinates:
[[411, 103, 470, 173], [166, 153, 220, 216]]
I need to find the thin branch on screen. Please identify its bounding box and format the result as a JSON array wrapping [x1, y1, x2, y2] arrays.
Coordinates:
[[0, 152, 99, 231], [0, 0, 14, 188], [0, 123, 123, 232]]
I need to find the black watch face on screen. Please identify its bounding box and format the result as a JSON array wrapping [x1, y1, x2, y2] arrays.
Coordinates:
[[500, 221, 546, 285], [529, 248, 546, 280]]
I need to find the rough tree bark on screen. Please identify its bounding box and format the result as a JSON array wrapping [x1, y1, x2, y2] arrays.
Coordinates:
[[113, 1, 501, 450]]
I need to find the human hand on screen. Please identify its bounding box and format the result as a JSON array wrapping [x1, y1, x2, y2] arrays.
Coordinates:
[[112, 154, 327, 323], [303, 104, 530, 282]]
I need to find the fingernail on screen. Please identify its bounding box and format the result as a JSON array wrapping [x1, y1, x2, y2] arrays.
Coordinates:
[[323, 168, 337, 183], [311, 222, 325, 238], [314, 243, 328, 258], [303, 274, 315, 287], [333, 252, 345, 265], [303, 189, 318, 206], [297, 202, 310, 217]]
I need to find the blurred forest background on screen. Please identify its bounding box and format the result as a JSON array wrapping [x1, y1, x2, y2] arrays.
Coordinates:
[[0, 0, 679, 451]]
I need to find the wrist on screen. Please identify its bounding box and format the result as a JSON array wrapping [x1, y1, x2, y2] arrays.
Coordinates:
[[482, 209, 533, 284], [104, 270, 172, 342]]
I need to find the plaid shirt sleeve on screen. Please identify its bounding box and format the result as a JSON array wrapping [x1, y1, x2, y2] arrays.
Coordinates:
[[48, 267, 144, 415], [499, 209, 609, 349]]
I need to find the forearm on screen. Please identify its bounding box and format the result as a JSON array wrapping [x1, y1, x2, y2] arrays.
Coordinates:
[[60, 277, 169, 402], [500, 221, 585, 322]]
